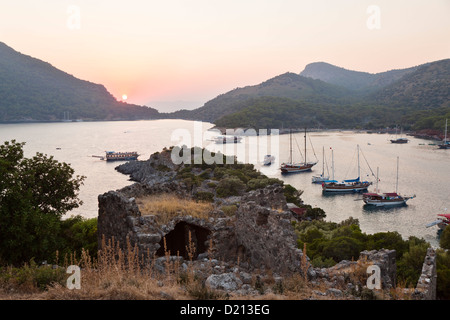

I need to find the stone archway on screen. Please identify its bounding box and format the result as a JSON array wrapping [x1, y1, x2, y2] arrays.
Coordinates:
[[156, 221, 211, 259]]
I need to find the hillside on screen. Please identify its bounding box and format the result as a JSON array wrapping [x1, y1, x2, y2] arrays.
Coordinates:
[[195, 59, 450, 130], [169, 72, 354, 123], [0, 42, 160, 122], [370, 59, 450, 109], [300, 62, 418, 92]]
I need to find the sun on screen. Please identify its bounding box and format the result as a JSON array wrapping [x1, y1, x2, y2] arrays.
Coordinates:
[[122, 94, 128, 101]]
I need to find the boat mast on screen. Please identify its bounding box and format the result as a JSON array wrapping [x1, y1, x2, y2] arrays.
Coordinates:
[[322, 146, 325, 177], [376, 167, 379, 193], [357, 144, 360, 179], [445, 119, 448, 144], [289, 129, 293, 164], [304, 128, 307, 164], [331, 148, 335, 181], [396, 156, 399, 193]]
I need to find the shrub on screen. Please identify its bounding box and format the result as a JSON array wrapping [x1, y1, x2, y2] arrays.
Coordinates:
[[194, 191, 215, 203], [436, 249, 450, 299], [439, 226, 450, 250], [216, 177, 246, 198]]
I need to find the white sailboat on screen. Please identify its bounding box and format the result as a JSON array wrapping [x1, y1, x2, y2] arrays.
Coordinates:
[[322, 145, 372, 193], [438, 118, 450, 149], [312, 146, 330, 183]]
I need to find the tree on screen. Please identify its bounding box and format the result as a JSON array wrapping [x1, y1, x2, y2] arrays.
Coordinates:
[[440, 227, 450, 250], [0, 140, 85, 265]]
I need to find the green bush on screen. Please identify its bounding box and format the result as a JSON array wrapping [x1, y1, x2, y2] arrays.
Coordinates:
[[216, 177, 246, 197], [436, 249, 450, 299], [396, 238, 430, 287], [58, 216, 98, 259], [439, 226, 450, 250], [0, 260, 66, 291], [194, 191, 215, 203]]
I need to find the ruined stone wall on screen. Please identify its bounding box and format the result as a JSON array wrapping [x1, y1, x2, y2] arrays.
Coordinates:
[[412, 248, 437, 300], [234, 186, 304, 274]]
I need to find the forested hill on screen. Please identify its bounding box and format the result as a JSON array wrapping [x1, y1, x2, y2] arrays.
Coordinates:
[[299, 61, 418, 92], [0, 42, 160, 122], [168, 72, 355, 123], [184, 59, 450, 130]]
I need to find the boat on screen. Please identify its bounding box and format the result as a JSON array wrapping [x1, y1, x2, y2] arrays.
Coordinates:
[[312, 146, 330, 183], [426, 213, 450, 231], [362, 157, 415, 206], [263, 155, 275, 166], [390, 126, 409, 144], [280, 128, 318, 174], [438, 119, 450, 149], [322, 144, 373, 193], [104, 151, 139, 161], [213, 135, 242, 144], [390, 137, 409, 144]]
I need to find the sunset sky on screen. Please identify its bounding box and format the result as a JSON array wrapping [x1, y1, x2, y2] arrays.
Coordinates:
[[1, 1, 449, 111]]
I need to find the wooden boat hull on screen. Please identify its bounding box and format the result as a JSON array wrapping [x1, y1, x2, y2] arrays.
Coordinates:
[[362, 193, 415, 206], [363, 199, 408, 206], [312, 175, 330, 183], [281, 162, 317, 173], [390, 139, 408, 144], [322, 182, 372, 193]]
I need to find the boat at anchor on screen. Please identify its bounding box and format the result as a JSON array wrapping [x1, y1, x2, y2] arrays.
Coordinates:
[[322, 144, 373, 193], [281, 128, 318, 174], [93, 151, 139, 161], [362, 157, 415, 206]]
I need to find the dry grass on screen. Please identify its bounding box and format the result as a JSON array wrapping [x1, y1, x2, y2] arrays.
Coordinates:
[[136, 193, 214, 225], [29, 237, 192, 300]]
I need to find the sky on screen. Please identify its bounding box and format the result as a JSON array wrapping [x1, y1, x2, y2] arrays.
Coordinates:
[[0, 0, 449, 112]]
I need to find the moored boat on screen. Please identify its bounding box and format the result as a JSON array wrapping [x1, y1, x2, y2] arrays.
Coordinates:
[[263, 155, 275, 165], [322, 145, 373, 193], [438, 119, 449, 149], [213, 135, 242, 144], [362, 157, 415, 206], [104, 151, 139, 161], [426, 213, 450, 231], [390, 125, 409, 144], [312, 146, 330, 183], [363, 192, 415, 206], [280, 128, 318, 174], [390, 137, 409, 144]]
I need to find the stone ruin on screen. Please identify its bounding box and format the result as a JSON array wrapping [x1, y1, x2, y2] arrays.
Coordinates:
[[97, 183, 304, 274], [97, 178, 438, 299]]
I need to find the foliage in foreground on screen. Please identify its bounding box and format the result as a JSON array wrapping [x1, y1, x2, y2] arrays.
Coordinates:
[[293, 217, 450, 299], [0, 140, 95, 266]]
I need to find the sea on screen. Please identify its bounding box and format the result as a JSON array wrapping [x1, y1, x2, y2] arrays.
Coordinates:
[[1, 119, 448, 248]]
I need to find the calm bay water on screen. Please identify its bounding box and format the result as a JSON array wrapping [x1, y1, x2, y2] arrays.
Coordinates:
[[1, 120, 448, 247]]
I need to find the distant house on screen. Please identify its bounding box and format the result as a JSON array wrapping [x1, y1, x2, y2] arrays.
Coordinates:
[[287, 203, 307, 220]]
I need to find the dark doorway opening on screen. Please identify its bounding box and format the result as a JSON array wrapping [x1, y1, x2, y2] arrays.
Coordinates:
[[156, 221, 211, 259]]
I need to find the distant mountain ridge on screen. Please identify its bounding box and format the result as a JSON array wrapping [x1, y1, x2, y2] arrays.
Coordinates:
[[0, 41, 448, 130], [0, 42, 159, 122], [169, 72, 355, 122], [186, 58, 449, 130], [299, 61, 418, 92]]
